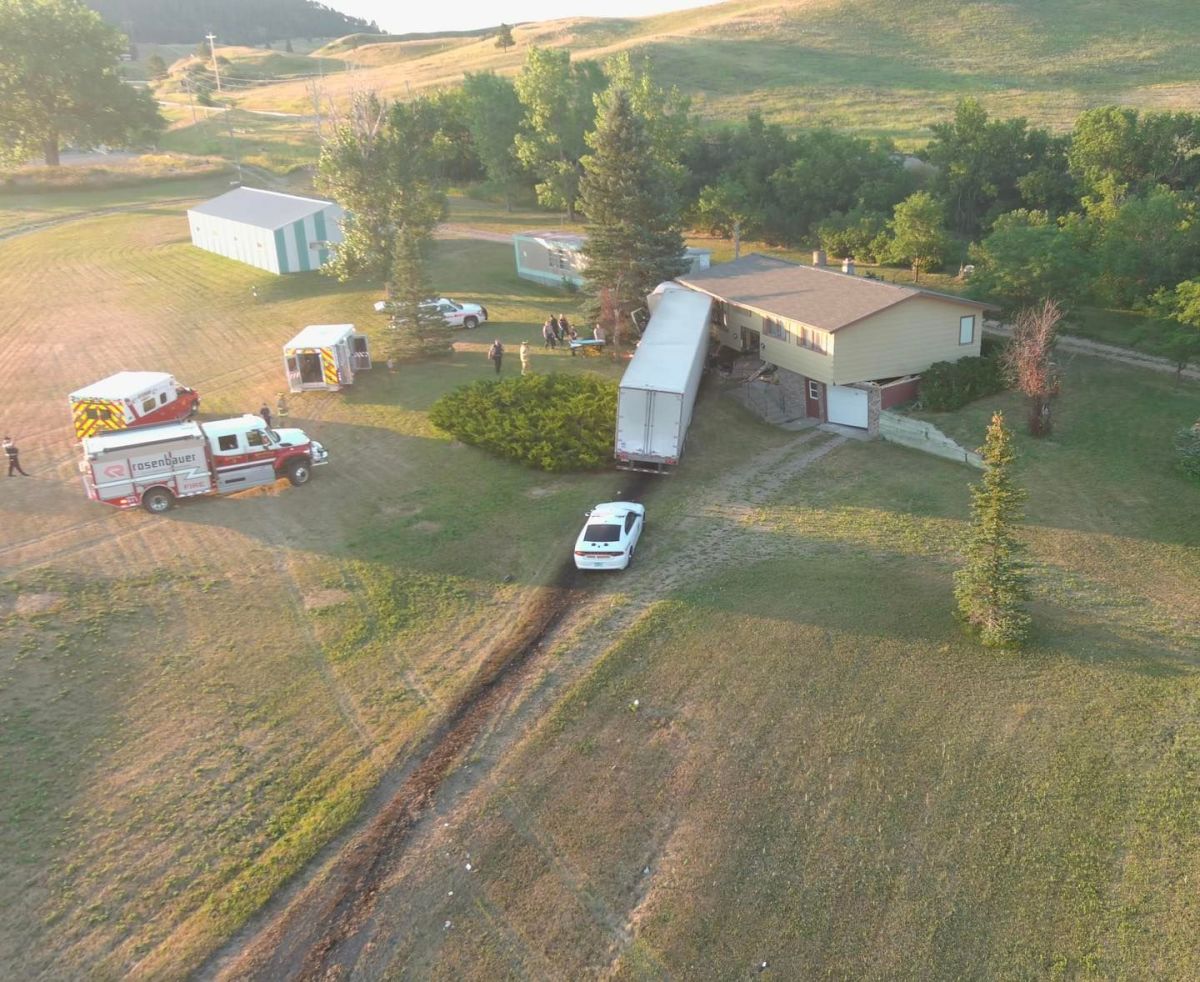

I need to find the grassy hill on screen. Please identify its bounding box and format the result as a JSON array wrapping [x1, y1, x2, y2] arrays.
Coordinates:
[[206, 0, 1200, 141]]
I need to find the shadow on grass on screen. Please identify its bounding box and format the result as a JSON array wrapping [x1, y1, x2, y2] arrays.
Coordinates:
[[673, 553, 1193, 679]]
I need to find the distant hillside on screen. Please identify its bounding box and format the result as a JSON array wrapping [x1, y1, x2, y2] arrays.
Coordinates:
[[86, 0, 380, 44], [221, 0, 1200, 142]]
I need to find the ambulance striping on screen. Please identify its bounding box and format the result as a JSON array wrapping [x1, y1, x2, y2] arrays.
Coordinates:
[[321, 347, 339, 386], [72, 399, 125, 439]]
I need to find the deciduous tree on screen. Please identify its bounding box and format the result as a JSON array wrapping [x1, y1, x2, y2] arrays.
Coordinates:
[[1152, 279, 1200, 383], [883, 191, 951, 282], [494, 23, 514, 51], [316, 91, 449, 355], [967, 210, 1094, 313], [0, 0, 164, 165], [1003, 299, 1062, 437], [461, 71, 527, 209], [954, 411, 1031, 649], [514, 47, 604, 220]]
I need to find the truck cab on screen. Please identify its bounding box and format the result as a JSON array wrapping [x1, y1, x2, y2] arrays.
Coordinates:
[[204, 415, 328, 492]]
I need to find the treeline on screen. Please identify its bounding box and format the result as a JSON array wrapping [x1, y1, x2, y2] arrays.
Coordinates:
[[85, 0, 378, 43], [410, 50, 1200, 358]]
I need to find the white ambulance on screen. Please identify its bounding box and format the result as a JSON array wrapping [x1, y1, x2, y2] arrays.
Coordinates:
[[80, 415, 328, 513], [69, 371, 200, 440]]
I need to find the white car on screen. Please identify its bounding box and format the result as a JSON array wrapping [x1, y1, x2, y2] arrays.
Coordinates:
[[373, 297, 489, 329], [573, 501, 645, 571]]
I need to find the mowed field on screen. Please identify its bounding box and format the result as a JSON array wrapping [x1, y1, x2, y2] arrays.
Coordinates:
[[264, 361, 1200, 978], [3, 181, 1200, 979], [0, 189, 789, 977]]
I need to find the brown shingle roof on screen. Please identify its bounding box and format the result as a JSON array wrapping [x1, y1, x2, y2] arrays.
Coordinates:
[[676, 254, 987, 332]]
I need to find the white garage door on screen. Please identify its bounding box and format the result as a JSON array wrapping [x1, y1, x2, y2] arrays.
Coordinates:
[[827, 385, 869, 428]]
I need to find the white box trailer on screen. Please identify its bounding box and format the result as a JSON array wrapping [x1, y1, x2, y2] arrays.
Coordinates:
[[615, 287, 713, 473], [283, 324, 371, 393]]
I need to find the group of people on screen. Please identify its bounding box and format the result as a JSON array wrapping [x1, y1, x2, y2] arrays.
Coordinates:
[[487, 313, 610, 375], [540, 313, 576, 349]]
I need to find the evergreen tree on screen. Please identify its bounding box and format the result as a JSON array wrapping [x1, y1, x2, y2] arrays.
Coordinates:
[[954, 412, 1031, 649], [578, 87, 688, 346], [146, 53, 168, 80], [387, 230, 449, 359], [494, 23, 514, 51]]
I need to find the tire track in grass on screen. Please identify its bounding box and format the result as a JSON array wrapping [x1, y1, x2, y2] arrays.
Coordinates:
[[209, 435, 848, 980]]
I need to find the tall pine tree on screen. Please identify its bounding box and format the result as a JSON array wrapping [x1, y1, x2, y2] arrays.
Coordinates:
[[954, 412, 1031, 648], [577, 87, 688, 346]]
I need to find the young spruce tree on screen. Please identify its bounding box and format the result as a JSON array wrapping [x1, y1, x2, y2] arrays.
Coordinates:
[[578, 87, 688, 346], [954, 411, 1031, 648]]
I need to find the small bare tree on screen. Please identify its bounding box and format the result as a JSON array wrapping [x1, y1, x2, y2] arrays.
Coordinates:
[[1004, 299, 1062, 437]]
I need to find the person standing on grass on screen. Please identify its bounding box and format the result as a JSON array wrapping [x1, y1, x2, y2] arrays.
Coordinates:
[[559, 313, 572, 338], [552, 314, 564, 343], [566, 323, 579, 356], [519, 341, 531, 375], [259, 403, 273, 428], [593, 323, 606, 344], [542, 318, 556, 349], [4, 436, 29, 477], [488, 339, 504, 374]]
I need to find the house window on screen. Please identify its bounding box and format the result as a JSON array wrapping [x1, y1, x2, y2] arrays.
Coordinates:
[[549, 248, 571, 271], [807, 380, 821, 401], [797, 326, 828, 354], [217, 434, 239, 452], [764, 318, 792, 342], [959, 314, 976, 345]]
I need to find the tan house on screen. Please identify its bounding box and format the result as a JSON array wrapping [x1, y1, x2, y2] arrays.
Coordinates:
[[676, 254, 990, 429]]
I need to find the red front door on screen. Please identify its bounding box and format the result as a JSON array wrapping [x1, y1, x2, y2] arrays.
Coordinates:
[[804, 378, 825, 420]]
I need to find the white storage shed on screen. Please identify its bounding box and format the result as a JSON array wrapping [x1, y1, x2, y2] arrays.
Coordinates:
[[188, 187, 344, 275]]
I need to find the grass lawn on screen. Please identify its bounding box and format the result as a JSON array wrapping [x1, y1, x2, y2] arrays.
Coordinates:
[[0, 195, 787, 978], [0, 174, 235, 236], [346, 355, 1200, 977], [157, 108, 321, 176]]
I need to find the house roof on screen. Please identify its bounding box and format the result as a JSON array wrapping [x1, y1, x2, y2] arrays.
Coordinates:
[[677, 254, 987, 333], [284, 324, 355, 350], [189, 187, 340, 231]]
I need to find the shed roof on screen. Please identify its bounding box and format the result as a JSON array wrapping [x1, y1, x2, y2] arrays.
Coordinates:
[[70, 371, 175, 401], [677, 254, 987, 333], [284, 324, 356, 350], [620, 289, 713, 394], [189, 187, 339, 231]]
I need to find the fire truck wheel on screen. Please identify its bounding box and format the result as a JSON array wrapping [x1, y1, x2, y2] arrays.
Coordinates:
[[142, 488, 174, 514], [286, 459, 312, 486], [463, 316, 478, 329]]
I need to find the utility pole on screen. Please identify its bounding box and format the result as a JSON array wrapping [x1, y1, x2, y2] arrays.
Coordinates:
[[225, 107, 243, 185], [206, 32, 222, 93], [182, 75, 198, 124]]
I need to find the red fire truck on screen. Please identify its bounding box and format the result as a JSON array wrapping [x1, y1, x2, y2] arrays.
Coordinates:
[[80, 415, 328, 513], [69, 371, 201, 440]]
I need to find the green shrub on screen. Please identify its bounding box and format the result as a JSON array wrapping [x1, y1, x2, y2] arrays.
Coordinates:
[[921, 352, 1008, 411], [429, 372, 617, 472], [1175, 423, 1200, 480]]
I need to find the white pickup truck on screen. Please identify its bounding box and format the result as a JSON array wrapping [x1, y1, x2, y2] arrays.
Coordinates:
[[374, 297, 489, 329]]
